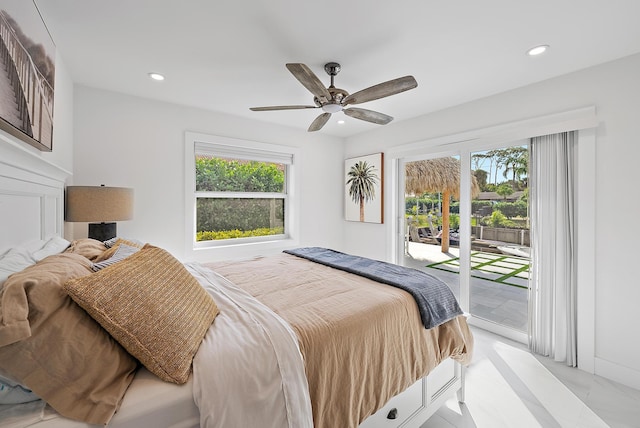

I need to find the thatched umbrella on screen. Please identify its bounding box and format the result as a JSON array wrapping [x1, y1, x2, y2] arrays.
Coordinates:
[[405, 157, 480, 252]]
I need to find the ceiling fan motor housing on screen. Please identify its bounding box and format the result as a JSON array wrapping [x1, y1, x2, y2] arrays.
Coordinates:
[[315, 86, 349, 111]]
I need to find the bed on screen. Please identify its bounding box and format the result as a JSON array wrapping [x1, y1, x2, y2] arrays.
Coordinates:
[[0, 141, 473, 428]]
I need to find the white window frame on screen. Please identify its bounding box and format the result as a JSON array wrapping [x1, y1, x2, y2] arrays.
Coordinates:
[[184, 132, 299, 261]]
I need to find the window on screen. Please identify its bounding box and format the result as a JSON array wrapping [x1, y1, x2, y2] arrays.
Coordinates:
[[185, 133, 296, 250]]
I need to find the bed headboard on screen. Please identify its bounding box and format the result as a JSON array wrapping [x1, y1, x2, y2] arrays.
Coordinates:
[[0, 137, 70, 254]]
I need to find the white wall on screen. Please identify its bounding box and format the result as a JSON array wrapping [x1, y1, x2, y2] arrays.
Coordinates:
[[344, 53, 640, 389], [71, 86, 345, 261], [42, 53, 74, 174]]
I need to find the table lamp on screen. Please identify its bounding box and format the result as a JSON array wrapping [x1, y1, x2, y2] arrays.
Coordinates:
[[65, 185, 134, 241]]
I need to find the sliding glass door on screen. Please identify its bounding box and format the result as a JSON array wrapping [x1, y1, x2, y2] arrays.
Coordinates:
[[400, 142, 530, 341], [468, 145, 529, 334]]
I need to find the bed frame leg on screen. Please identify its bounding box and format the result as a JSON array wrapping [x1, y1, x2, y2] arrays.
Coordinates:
[[457, 365, 466, 403]]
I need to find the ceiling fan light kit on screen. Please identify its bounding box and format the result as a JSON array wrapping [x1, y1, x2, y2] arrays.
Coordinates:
[[322, 103, 342, 113], [250, 62, 418, 132]]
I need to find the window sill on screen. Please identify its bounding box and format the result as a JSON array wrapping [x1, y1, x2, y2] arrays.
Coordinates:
[[186, 237, 300, 263]]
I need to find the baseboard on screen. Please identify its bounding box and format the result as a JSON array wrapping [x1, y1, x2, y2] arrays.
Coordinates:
[[594, 357, 640, 391]]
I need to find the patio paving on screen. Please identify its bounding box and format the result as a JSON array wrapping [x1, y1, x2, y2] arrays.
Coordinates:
[[427, 251, 530, 288], [403, 242, 528, 332]]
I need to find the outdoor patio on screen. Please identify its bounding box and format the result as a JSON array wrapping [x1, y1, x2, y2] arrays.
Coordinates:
[[403, 241, 528, 332]]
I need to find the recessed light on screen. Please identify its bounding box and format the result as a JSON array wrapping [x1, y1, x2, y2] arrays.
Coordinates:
[[527, 45, 549, 56], [148, 72, 165, 81], [337, 120, 345, 125]]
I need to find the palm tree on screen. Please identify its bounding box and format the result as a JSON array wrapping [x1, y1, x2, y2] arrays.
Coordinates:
[[501, 146, 528, 186], [486, 149, 504, 184], [346, 161, 379, 222], [473, 152, 495, 185]]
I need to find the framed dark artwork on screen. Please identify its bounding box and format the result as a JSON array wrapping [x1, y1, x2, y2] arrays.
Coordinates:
[[0, 0, 55, 151], [344, 152, 384, 224]]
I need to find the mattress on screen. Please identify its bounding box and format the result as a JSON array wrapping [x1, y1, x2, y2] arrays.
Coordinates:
[[2, 369, 198, 428]]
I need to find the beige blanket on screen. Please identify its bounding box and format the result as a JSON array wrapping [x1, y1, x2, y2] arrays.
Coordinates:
[[0, 253, 137, 424], [204, 253, 473, 428]]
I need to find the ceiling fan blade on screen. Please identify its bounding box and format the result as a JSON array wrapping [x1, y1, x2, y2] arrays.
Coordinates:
[[286, 63, 332, 103], [343, 75, 417, 105], [308, 112, 331, 132], [344, 108, 393, 125], [250, 105, 318, 111]]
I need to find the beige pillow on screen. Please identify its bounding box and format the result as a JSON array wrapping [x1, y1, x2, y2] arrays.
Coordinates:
[[64, 244, 219, 384], [0, 253, 137, 424]]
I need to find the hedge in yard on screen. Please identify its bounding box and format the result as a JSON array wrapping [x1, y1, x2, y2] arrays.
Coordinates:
[[197, 227, 285, 242], [196, 157, 284, 192], [494, 200, 528, 219], [196, 157, 285, 239]]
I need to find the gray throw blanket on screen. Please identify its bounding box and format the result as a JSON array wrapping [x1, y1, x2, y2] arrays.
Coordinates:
[[283, 247, 463, 329]]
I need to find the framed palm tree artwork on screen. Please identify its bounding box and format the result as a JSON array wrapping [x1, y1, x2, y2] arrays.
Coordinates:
[[345, 152, 384, 223]]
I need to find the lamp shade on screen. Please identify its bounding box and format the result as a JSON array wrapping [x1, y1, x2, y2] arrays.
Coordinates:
[[65, 186, 134, 222]]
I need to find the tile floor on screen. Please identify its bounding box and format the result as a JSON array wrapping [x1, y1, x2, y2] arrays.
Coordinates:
[[422, 327, 640, 428]]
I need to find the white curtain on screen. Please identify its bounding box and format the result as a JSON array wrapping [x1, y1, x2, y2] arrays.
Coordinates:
[[528, 131, 577, 366]]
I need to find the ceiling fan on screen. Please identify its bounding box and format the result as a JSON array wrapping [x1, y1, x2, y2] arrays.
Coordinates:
[[250, 62, 418, 132]]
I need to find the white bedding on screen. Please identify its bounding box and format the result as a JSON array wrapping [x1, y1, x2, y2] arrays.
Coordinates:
[[188, 262, 313, 428]]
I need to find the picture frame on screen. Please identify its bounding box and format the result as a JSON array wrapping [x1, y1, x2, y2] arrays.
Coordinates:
[[344, 152, 384, 223], [0, 0, 55, 151]]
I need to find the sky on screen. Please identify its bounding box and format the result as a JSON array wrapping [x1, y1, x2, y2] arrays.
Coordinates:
[[471, 145, 528, 185]]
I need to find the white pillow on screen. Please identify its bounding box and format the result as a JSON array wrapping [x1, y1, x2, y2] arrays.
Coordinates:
[[22, 239, 47, 254], [31, 236, 71, 261], [0, 248, 35, 285]]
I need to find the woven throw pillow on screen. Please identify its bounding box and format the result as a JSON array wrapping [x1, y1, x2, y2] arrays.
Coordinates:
[[64, 245, 219, 384]]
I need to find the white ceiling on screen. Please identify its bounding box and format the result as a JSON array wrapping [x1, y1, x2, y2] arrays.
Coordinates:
[[35, 0, 640, 138]]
